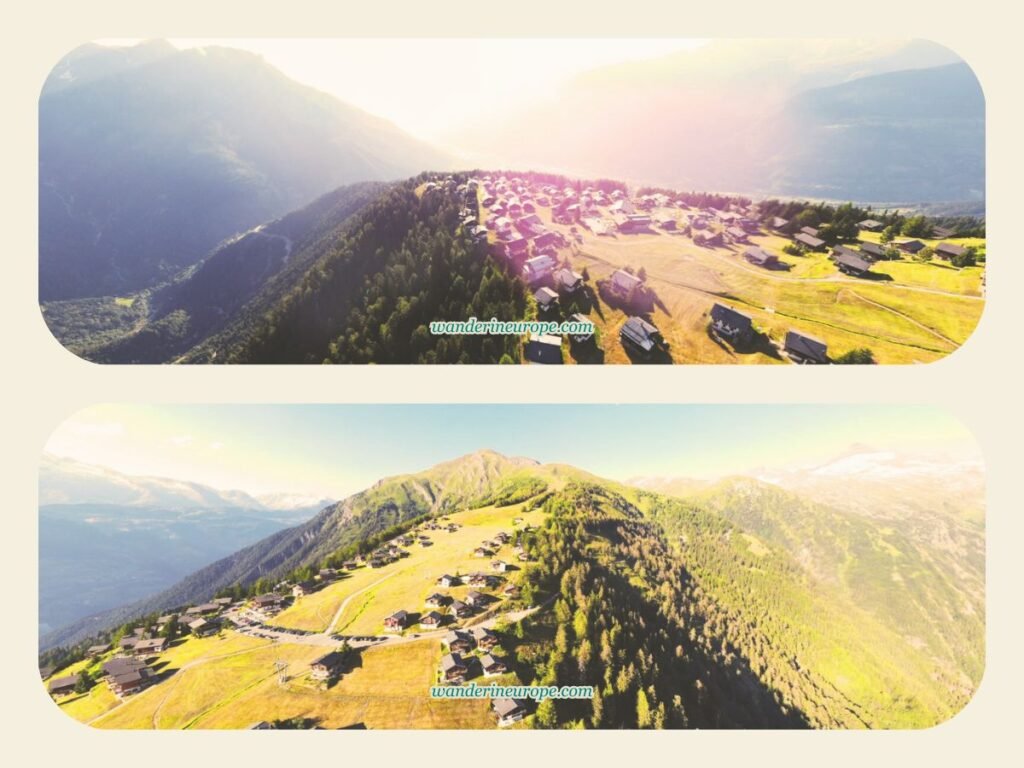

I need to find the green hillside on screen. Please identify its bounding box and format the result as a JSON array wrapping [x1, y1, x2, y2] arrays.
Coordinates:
[[42, 453, 982, 729]]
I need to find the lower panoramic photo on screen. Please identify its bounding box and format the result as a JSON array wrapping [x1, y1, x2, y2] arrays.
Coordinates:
[[38, 405, 984, 730]]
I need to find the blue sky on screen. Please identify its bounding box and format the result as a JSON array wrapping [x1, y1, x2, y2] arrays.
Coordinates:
[[43, 405, 977, 499]]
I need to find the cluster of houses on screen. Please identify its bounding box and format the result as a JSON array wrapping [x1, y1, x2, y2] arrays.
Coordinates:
[[380, 529, 527, 635]]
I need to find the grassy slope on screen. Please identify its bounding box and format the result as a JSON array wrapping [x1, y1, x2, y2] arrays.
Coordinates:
[[274, 501, 545, 634], [45, 467, 980, 730], [526, 204, 983, 364]]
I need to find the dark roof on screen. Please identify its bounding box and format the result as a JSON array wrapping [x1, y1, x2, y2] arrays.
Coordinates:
[[859, 242, 886, 258], [744, 246, 776, 265], [493, 698, 527, 717], [710, 303, 753, 332], [620, 316, 661, 351], [311, 651, 345, 668], [834, 251, 873, 273], [48, 674, 81, 691], [794, 233, 825, 249], [784, 331, 829, 363], [899, 239, 926, 253], [800, 226, 820, 237], [441, 653, 467, 671], [935, 242, 967, 257], [524, 333, 563, 365], [104, 657, 147, 676]]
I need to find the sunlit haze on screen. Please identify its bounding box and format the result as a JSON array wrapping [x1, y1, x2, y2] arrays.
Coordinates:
[[43, 405, 978, 500], [95, 38, 708, 145]]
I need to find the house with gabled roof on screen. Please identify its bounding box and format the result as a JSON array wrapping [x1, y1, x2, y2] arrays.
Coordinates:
[[898, 239, 926, 255], [383, 610, 409, 631], [444, 629, 476, 653], [793, 232, 826, 251], [709, 303, 754, 345], [744, 246, 778, 268], [553, 267, 584, 294], [619, 316, 664, 355], [493, 698, 529, 726], [534, 286, 559, 313], [480, 654, 509, 676], [609, 269, 642, 296], [935, 242, 968, 260], [523, 254, 557, 282], [834, 250, 873, 277], [310, 650, 346, 681], [48, 674, 81, 697], [440, 653, 468, 683], [784, 331, 829, 364], [420, 611, 445, 629], [859, 241, 887, 260]]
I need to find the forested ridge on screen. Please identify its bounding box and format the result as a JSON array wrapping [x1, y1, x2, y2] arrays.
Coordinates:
[[232, 175, 527, 363], [513, 481, 975, 728]]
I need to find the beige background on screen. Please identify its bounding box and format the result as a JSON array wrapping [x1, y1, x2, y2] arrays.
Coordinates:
[[2, 0, 1020, 764]]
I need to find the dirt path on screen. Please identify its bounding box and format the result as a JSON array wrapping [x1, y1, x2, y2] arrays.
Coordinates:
[[87, 641, 276, 727], [324, 570, 401, 635]]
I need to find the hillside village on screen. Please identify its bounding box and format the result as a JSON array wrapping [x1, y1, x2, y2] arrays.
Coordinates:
[[421, 172, 985, 365], [41, 502, 547, 729]]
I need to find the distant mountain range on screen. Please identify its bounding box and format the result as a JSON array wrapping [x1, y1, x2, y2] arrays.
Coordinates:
[[39, 448, 984, 728], [39, 41, 449, 300], [39, 455, 330, 634], [450, 39, 983, 204]]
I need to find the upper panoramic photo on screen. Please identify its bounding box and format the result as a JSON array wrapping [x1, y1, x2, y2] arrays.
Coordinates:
[[38, 39, 985, 364]]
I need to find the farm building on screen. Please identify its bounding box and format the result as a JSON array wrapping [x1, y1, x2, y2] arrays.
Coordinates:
[[935, 242, 968, 260], [694, 231, 725, 247], [726, 226, 748, 243], [793, 232, 826, 251], [834, 250, 873, 277], [619, 316, 664, 355], [524, 333, 563, 365], [709, 303, 754, 345], [48, 674, 81, 696], [744, 246, 779, 268], [898, 239, 926, 255], [785, 331, 829, 364], [616, 213, 653, 233], [859, 242, 887, 260]]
